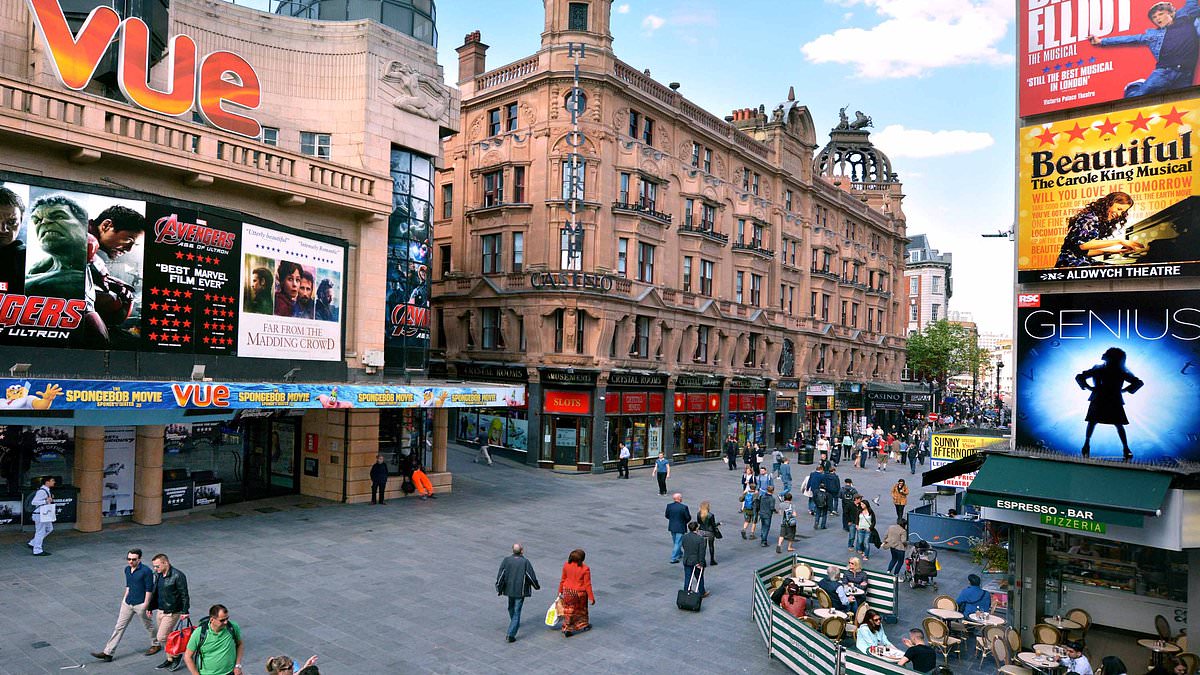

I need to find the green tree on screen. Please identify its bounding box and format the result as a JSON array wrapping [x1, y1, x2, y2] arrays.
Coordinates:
[[905, 320, 986, 386]]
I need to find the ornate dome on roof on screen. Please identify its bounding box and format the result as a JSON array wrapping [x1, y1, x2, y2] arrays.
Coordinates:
[[815, 107, 898, 185]]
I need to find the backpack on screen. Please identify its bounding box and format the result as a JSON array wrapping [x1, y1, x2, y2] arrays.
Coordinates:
[[814, 487, 829, 509], [782, 505, 796, 527], [401, 476, 416, 495]]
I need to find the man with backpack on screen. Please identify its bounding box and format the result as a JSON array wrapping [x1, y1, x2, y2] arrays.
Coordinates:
[[771, 447, 784, 476], [813, 482, 831, 529], [183, 604, 243, 675], [776, 493, 798, 554]]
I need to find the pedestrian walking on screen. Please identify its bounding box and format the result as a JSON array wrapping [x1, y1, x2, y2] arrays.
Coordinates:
[[771, 447, 784, 475], [182, 604, 244, 675], [740, 484, 759, 540], [150, 553, 190, 671], [680, 522, 708, 597], [840, 479, 860, 532], [757, 485, 777, 547], [776, 493, 797, 554], [743, 443, 758, 474], [881, 518, 908, 577], [908, 437, 921, 474], [557, 549, 595, 637], [840, 432, 853, 466], [91, 548, 157, 663], [755, 466, 774, 494], [370, 454, 389, 504], [778, 457, 792, 495], [695, 500, 720, 565], [495, 543, 540, 643], [876, 436, 889, 471], [823, 464, 841, 518], [617, 442, 630, 478], [812, 482, 831, 529], [891, 478, 909, 520], [855, 501, 874, 560], [816, 435, 830, 458], [724, 435, 738, 470], [803, 464, 824, 515], [654, 452, 670, 495], [665, 493, 691, 563], [473, 433, 493, 465], [27, 475, 55, 556], [740, 466, 756, 491]]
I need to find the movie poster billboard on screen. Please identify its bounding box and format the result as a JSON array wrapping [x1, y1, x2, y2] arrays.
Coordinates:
[[0, 174, 346, 360], [1016, 290, 1200, 462], [1017, 99, 1200, 282], [1020, 1, 1200, 117], [101, 426, 135, 517], [237, 223, 343, 361], [384, 148, 433, 370]]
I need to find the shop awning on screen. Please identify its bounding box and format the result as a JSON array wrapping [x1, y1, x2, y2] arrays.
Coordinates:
[[962, 454, 1173, 528]]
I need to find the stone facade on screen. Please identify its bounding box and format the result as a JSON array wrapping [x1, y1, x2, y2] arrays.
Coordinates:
[[432, 0, 909, 469]]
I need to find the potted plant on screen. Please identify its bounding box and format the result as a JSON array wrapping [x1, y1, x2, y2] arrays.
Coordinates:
[[969, 536, 1009, 574]]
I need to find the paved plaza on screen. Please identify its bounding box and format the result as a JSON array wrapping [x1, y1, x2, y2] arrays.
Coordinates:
[[1, 445, 987, 674]]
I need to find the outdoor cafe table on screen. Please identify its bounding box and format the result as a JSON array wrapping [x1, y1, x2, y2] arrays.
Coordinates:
[[812, 608, 849, 621], [927, 607, 963, 621], [1017, 651, 1061, 673], [964, 611, 1005, 627], [1041, 616, 1082, 631], [1138, 638, 1182, 668]]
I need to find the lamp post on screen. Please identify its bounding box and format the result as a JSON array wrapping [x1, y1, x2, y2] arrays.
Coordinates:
[[995, 361, 1005, 425]]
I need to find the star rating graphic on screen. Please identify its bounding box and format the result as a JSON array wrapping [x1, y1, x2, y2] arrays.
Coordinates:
[[1030, 108, 1190, 146], [1040, 56, 1097, 75]]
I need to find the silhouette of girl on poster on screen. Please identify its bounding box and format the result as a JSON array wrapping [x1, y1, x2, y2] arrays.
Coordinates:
[[1075, 347, 1144, 459]]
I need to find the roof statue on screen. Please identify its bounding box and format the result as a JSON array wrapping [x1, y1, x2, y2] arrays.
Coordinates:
[[816, 106, 897, 185], [850, 110, 872, 130]]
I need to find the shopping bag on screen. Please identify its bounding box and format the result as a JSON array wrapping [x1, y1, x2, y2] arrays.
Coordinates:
[[166, 618, 195, 656], [545, 597, 561, 627]]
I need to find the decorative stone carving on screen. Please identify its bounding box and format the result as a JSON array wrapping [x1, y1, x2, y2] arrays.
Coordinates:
[[382, 60, 448, 121]]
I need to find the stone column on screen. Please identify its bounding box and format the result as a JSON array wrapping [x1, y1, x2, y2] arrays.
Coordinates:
[[134, 425, 165, 526], [526, 379, 544, 466], [73, 426, 104, 533], [590, 383, 607, 473], [764, 385, 777, 448], [662, 383, 676, 459], [432, 407, 448, 473]]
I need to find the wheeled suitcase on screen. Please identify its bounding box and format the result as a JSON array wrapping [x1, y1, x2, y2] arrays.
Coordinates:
[[676, 567, 704, 611]]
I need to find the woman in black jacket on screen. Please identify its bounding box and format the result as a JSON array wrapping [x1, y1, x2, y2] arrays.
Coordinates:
[[695, 500, 720, 565]]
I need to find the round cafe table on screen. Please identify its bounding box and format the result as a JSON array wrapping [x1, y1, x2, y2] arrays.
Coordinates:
[[790, 578, 818, 589], [927, 607, 964, 621], [869, 646, 905, 663], [1041, 616, 1082, 631], [845, 586, 865, 596], [965, 612, 1005, 627], [1138, 638, 1182, 668], [811, 608, 848, 621], [1017, 651, 1060, 673], [1033, 643, 1068, 659]]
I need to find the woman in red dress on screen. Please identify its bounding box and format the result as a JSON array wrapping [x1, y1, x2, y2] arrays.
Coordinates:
[[557, 548, 595, 636]]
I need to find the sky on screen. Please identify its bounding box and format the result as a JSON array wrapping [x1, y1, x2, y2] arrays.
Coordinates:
[[434, 0, 1017, 335]]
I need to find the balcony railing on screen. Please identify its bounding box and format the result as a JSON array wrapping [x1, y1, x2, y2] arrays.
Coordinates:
[[475, 55, 540, 92], [732, 242, 775, 259], [678, 225, 729, 245], [612, 201, 672, 225]]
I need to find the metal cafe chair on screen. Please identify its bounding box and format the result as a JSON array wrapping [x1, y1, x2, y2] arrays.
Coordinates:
[[1064, 608, 1091, 643], [977, 625, 1006, 667], [814, 587, 833, 610], [924, 616, 963, 664], [820, 615, 846, 642], [933, 594, 958, 611], [992, 637, 1034, 675], [1033, 623, 1062, 646], [1156, 615, 1174, 640]]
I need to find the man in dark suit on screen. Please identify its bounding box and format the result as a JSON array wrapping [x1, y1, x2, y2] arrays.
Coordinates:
[[495, 543, 540, 643], [680, 521, 708, 597], [664, 493, 691, 564]]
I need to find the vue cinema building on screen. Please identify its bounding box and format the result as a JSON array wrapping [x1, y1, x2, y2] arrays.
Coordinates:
[[433, 0, 909, 471], [0, 0, 527, 533]]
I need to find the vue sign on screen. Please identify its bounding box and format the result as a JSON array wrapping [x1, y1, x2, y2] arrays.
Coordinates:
[[27, 0, 262, 137]]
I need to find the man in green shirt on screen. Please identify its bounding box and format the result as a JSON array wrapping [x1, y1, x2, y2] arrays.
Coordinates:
[[184, 604, 243, 675]]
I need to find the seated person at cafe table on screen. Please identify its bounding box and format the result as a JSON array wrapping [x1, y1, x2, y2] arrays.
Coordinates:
[[1059, 640, 1093, 675], [897, 627, 937, 674], [956, 573, 991, 616], [844, 557, 870, 592], [855, 609, 897, 654], [770, 580, 807, 619], [818, 565, 852, 612]]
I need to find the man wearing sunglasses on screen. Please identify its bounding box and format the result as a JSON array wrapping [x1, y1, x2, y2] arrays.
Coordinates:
[[184, 604, 243, 675], [90, 548, 156, 663]]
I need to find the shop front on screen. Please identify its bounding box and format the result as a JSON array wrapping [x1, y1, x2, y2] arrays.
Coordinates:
[[901, 389, 933, 426], [540, 389, 594, 469], [451, 363, 531, 460], [806, 383, 836, 440], [836, 382, 864, 437], [866, 384, 905, 432], [773, 379, 799, 447], [958, 454, 1200, 647], [673, 374, 724, 458], [727, 391, 767, 448], [605, 371, 668, 466]]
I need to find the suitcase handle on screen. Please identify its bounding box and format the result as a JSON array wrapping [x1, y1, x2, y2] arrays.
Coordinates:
[[687, 566, 704, 592]]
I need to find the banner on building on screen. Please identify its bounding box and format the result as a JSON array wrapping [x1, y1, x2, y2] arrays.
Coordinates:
[[1016, 290, 1200, 461], [1020, 1, 1200, 117], [101, 426, 135, 517], [0, 379, 527, 411], [929, 433, 1007, 489], [0, 175, 346, 359], [384, 149, 433, 370], [1017, 99, 1200, 282]]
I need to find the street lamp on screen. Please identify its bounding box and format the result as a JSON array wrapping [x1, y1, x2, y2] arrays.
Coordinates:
[[995, 361, 1005, 424]]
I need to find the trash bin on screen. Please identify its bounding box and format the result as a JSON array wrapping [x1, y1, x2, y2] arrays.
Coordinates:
[[797, 444, 815, 465]]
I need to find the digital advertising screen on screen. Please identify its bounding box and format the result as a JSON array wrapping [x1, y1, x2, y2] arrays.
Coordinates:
[[1020, 0, 1200, 117], [1017, 98, 1200, 282], [0, 174, 346, 361], [1015, 290, 1200, 462]]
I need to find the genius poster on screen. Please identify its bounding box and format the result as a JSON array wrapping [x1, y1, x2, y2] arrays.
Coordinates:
[[1021, 0, 1200, 117], [1017, 98, 1200, 282], [1015, 291, 1200, 463]]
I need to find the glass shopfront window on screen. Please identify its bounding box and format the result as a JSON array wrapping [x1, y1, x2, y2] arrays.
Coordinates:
[[163, 421, 246, 501], [541, 390, 592, 466], [605, 391, 665, 462], [727, 392, 766, 447], [0, 425, 75, 496], [673, 391, 722, 456], [456, 409, 529, 454], [379, 409, 431, 475]]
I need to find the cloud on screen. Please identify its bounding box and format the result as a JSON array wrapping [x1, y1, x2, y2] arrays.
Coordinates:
[[641, 14, 666, 33], [617, 3, 630, 13], [871, 124, 995, 158], [801, 0, 1014, 78]]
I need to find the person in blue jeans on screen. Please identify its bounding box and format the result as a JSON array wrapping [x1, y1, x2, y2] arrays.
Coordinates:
[[855, 501, 875, 560], [778, 457, 793, 495], [1090, 0, 1200, 99], [757, 485, 777, 546], [813, 483, 831, 529], [908, 440, 920, 474], [665, 493, 691, 563], [495, 543, 540, 643]]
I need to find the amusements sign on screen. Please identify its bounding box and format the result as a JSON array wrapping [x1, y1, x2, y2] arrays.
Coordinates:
[[1016, 290, 1200, 462], [1020, 0, 1200, 117], [1017, 99, 1200, 282], [0, 174, 345, 359]]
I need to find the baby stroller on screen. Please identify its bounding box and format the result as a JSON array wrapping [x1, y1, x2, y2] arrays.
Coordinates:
[[904, 537, 938, 590]]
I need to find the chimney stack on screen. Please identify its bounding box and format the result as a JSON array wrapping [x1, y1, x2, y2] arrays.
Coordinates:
[[456, 31, 488, 86]]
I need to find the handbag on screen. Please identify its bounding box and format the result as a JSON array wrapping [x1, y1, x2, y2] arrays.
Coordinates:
[[713, 523, 723, 539], [544, 597, 561, 627], [165, 618, 194, 657]]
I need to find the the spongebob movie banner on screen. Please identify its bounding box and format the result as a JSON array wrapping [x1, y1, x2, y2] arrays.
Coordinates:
[[0, 380, 526, 411], [1017, 99, 1200, 282], [1015, 290, 1200, 462], [1020, 0, 1200, 117]]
